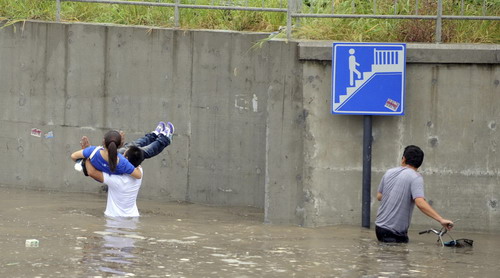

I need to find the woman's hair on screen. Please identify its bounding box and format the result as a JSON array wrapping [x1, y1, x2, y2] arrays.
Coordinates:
[[104, 130, 122, 172]]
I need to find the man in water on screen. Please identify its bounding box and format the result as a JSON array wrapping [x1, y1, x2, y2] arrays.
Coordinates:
[[76, 122, 174, 217], [375, 145, 454, 243]]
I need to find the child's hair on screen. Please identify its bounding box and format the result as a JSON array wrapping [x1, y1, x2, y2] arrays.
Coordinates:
[[104, 130, 122, 172], [125, 146, 145, 168]]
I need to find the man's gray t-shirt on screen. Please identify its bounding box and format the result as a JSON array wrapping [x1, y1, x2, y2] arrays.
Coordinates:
[[375, 166, 425, 234]]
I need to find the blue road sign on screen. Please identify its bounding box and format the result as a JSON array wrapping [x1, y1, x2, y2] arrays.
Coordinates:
[[332, 43, 406, 115]]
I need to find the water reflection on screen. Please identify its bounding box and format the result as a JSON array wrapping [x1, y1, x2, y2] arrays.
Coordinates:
[[1, 188, 499, 278], [372, 243, 412, 277], [84, 216, 144, 276]]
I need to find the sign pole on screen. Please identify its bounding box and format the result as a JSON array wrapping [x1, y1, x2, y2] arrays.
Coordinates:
[[331, 42, 406, 228], [362, 115, 372, 228]]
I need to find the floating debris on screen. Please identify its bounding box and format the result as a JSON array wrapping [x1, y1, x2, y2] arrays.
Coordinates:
[[25, 239, 39, 247]]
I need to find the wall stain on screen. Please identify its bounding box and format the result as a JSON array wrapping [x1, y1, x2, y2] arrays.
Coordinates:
[[488, 121, 496, 131], [428, 136, 439, 147]]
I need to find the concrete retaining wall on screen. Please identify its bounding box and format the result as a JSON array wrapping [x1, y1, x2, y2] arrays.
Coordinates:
[[299, 42, 500, 233], [0, 21, 284, 209], [0, 21, 499, 232]]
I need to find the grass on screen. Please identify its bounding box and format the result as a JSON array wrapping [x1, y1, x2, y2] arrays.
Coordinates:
[[0, 0, 498, 43]]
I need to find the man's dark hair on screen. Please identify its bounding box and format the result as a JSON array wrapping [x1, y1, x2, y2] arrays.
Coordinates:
[[403, 145, 424, 168], [125, 146, 145, 167]]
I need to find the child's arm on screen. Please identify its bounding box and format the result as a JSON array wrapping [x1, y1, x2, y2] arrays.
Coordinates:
[[85, 159, 104, 183], [71, 150, 85, 162]]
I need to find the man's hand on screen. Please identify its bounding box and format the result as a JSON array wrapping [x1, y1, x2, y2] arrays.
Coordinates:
[[439, 219, 454, 231]]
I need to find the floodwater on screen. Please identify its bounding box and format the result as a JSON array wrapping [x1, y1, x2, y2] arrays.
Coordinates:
[[1, 187, 499, 278]]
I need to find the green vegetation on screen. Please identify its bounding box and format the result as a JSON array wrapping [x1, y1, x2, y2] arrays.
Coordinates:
[[0, 0, 498, 43]]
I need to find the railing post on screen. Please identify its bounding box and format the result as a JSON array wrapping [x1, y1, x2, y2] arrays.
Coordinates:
[[436, 0, 443, 43], [286, 0, 292, 40], [56, 0, 61, 22], [174, 0, 180, 28], [286, 0, 303, 40]]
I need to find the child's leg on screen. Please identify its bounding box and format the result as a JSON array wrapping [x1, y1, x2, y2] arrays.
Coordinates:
[[118, 122, 171, 158], [139, 122, 174, 159], [118, 133, 156, 154], [126, 133, 157, 148], [139, 134, 171, 159]]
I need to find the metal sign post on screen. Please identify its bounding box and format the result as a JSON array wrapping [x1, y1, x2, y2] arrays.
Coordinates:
[[362, 115, 372, 228], [332, 42, 406, 229]]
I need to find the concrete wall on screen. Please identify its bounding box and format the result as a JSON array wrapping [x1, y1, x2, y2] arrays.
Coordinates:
[[0, 21, 499, 232], [298, 42, 500, 232], [0, 21, 294, 209]]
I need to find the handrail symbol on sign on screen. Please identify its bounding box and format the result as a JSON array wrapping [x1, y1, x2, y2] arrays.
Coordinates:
[[332, 43, 406, 115]]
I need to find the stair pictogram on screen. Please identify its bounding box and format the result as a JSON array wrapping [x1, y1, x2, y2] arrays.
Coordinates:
[[337, 49, 405, 106]]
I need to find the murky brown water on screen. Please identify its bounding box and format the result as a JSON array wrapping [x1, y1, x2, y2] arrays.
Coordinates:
[[1, 187, 499, 278]]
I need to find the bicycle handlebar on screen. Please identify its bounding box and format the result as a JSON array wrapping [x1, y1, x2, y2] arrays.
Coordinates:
[[418, 228, 444, 236]]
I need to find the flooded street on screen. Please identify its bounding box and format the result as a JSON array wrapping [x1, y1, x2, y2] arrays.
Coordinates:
[[1, 187, 499, 278]]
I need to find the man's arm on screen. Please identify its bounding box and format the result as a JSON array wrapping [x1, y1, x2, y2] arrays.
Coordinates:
[[130, 167, 142, 179], [415, 197, 454, 230], [85, 159, 104, 183], [377, 192, 383, 201]]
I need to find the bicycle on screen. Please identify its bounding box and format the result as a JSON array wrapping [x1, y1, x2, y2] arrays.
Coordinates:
[[419, 222, 473, 247]]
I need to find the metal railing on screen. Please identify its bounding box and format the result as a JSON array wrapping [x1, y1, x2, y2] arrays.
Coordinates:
[[55, 0, 500, 43]]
